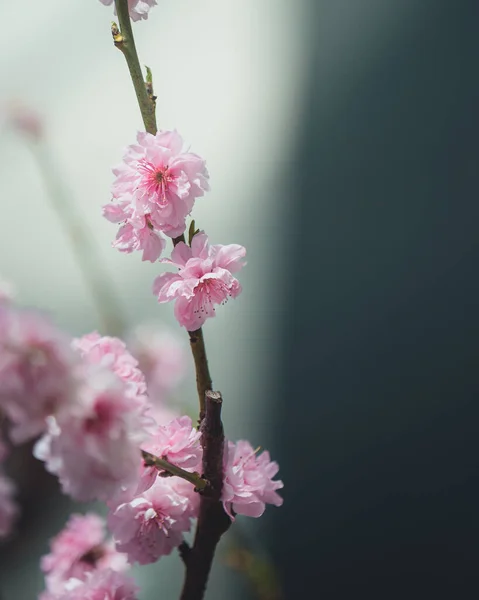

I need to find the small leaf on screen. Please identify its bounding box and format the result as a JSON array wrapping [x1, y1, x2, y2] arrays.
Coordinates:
[[188, 220, 196, 246], [145, 66, 153, 84]]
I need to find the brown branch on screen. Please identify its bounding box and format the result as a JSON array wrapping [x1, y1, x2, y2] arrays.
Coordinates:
[[178, 541, 192, 566], [179, 391, 232, 600]]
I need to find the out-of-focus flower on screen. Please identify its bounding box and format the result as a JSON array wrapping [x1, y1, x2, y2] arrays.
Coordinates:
[[34, 367, 150, 502], [72, 333, 148, 407], [153, 232, 246, 330], [40, 513, 128, 597], [103, 130, 209, 249], [0, 306, 79, 443], [222, 440, 283, 519], [108, 476, 197, 565], [128, 324, 186, 404], [2, 100, 43, 140], [41, 568, 139, 600], [99, 0, 157, 22]]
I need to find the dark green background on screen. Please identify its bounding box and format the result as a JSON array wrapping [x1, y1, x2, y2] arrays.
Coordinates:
[[267, 1, 479, 598]]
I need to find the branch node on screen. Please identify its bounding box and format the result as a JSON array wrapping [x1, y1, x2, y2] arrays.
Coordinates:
[[111, 21, 124, 45]]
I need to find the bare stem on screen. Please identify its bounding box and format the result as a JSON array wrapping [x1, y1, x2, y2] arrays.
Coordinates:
[[141, 450, 207, 490], [188, 329, 213, 423], [113, 0, 157, 135], [31, 141, 127, 337]]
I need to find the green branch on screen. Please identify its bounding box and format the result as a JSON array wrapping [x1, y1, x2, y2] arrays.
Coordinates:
[[142, 450, 208, 491], [112, 0, 157, 135]]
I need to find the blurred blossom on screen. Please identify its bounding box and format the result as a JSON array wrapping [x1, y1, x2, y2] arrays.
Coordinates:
[[40, 512, 128, 598], [2, 99, 43, 141], [127, 323, 187, 405], [0, 305, 80, 444]]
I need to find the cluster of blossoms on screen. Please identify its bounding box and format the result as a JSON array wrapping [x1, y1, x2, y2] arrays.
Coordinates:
[[103, 129, 246, 331], [99, 0, 157, 22], [0, 298, 282, 595]]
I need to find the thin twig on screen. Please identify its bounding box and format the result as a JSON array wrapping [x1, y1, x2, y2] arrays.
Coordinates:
[[188, 328, 213, 423], [141, 450, 207, 490], [113, 0, 157, 135]]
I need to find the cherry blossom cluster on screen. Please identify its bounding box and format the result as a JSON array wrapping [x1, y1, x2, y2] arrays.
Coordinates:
[[0, 298, 283, 582], [103, 128, 246, 331]]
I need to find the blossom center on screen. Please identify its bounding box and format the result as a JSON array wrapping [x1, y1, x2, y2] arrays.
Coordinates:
[[137, 159, 171, 205]]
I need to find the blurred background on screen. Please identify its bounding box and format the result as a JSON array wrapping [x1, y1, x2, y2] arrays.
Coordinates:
[[1, 0, 479, 599]]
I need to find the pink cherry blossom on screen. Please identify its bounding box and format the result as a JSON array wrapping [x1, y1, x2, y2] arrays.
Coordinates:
[[103, 202, 165, 263], [108, 477, 197, 565], [128, 324, 186, 404], [153, 232, 246, 331], [138, 416, 202, 494], [3, 99, 43, 140], [73, 333, 147, 400], [104, 130, 209, 245], [222, 440, 283, 519], [0, 470, 18, 538], [143, 416, 202, 470], [0, 305, 79, 443], [99, 0, 157, 22], [34, 368, 149, 501], [41, 513, 128, 596], [42, 569, 138, 600]]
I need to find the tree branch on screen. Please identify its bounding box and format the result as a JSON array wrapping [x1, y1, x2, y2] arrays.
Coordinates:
[[141, 450, 207, 491], [180, 391, 232, 600], [188, 328, 213, 423], [112, 0, 157, 135]]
